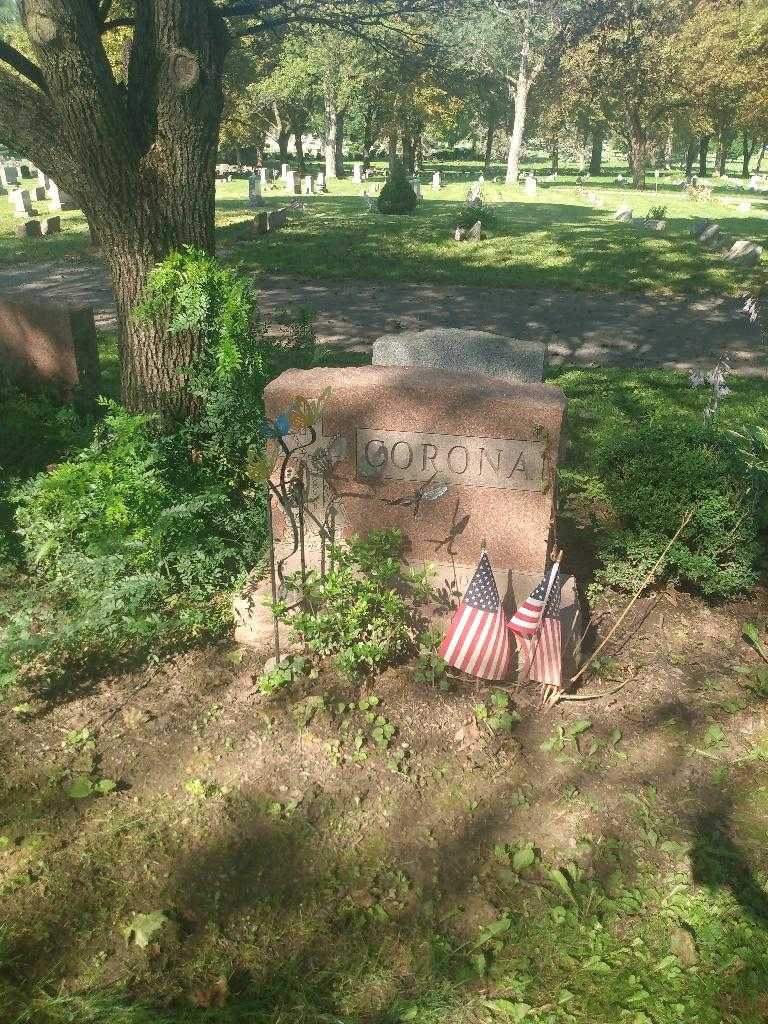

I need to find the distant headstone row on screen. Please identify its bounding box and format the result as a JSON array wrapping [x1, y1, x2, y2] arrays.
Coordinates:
[[691, 219, 763, 266]]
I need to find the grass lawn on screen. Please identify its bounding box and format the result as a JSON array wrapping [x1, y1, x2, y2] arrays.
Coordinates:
[[219, 159, 767, 296], [0, 161, 765, 297]]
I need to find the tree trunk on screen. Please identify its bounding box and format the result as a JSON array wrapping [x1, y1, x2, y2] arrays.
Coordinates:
[[717, 131, 734, 176], [324, 75, 338, 178], [483, 116, 496, 174], [415, 134, 424, 171], [277, 129, 290, 164], [334, 111, 345, 177], [506, 19, 539, 185], [505, 48, 532, 184], [294, 130, 306, 175], [698, 135, 710, 176], [402, 132, 414, 174], [589, 125, 604, 176], [756, 140, 767, 173], [685, 139, 697, 177], [627, 111, 647, 189], [362, 104, 376, 171], [664, 130, 673, 167], [2, 0, 232, 415], [387, 131, 398, 172], [741, 133, 754, 177], [550, 136, 559, 173]]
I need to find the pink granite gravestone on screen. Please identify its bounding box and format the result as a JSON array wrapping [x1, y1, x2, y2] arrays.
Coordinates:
[[0, 298, 101, 397], [263, 365, 566, 610]]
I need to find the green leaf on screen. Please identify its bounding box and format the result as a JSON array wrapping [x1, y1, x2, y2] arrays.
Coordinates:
[[512, 846, 535, 872], [124, 910, 168, 949], [743, 623, 768, 661], [568, 719, 592, 737], [66, 775, 93, 799], [484, 999, 531, 1020], [11, 703, 33, 716], [474, 916, 512, 947], [549, 868, 576, 903], [94, 778, 116, 795]]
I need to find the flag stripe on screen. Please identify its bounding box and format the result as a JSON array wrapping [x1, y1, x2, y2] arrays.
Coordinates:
[[439, 551, 511, 682]]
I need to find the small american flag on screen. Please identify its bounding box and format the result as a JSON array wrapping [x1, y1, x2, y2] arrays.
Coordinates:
[[507, 566, 555, 638], [439, 551, 511, 681], [516, 571, 563, 689]]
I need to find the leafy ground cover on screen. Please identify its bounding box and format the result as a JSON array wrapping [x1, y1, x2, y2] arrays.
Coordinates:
[[1, 359, 768, 1023], [2, 584, 768, 1024]]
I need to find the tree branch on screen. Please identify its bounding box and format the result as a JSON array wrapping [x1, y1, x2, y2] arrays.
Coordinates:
[[0, 64, 62, 169], [102, 16, 135, 31], [0, 39, 48, 92]]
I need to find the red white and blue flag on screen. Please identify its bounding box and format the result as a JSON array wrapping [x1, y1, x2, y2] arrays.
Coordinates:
[[508, 561, 563, 690], [439, 551, 511, 681]]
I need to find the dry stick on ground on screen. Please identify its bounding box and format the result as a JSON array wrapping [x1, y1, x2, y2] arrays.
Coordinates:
[[544, 507, 696, 707]]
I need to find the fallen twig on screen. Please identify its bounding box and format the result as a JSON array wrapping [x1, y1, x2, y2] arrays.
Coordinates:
[[568, 507, 695, 688]]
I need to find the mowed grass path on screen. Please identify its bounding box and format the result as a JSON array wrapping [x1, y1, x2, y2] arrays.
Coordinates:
[[0, 161, 765, 296]]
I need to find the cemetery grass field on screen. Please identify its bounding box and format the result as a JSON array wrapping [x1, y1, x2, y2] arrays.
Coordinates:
[[0, 161, 765, 298], [2, 354, 768, 1023], [222, 162, 767, 297]]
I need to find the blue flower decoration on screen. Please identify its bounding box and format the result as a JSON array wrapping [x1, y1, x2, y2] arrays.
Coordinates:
[[262, 413, 291, 438]]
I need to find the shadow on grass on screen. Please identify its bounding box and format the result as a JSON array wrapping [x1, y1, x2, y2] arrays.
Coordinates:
[[218, 192, 757, 299], [691, 801, 768, 927]]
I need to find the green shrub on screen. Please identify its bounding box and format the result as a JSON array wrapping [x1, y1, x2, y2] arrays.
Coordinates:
[[0, 250, 277, 689], [276, 530, 433, 679], [0, 386, 93, 569], [377, 160, 417, 215], [455, 189, 498, 231], [592, 419, 765, 598]]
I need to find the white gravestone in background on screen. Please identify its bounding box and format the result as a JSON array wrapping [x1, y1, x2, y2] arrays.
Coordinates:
[[248, 174, 264, 208], [432, 172, 441, 190]]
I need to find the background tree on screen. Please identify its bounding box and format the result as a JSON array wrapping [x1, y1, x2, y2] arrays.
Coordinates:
[[0, 0, 434, 415]]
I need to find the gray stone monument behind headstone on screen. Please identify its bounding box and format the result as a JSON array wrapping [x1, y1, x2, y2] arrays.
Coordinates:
[[372, 327, 546, 385]]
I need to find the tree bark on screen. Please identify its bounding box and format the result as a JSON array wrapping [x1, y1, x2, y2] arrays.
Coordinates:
[[685, 139, 697, 177], [756, 140, 767, 173], [698, 135, 710, 176], [550, 136, 559, 173], [483, 116, 496, 174], [334, 110, 346, 176], [741, 133, 755, 177], [505, 18, 540, 185], [0, 0, 230, 415], [402, 132, 415, 173], [362, 104, 376, 171], [505, 60, 530, 182], [717, 131, 734, 176], [294, 127, 306, 175], [324, 74, 338, 178], [589, 125, 604, 175], [387, 131, 398, 171], [627, 110, 647, 189], [415, 134, 424, 171]]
